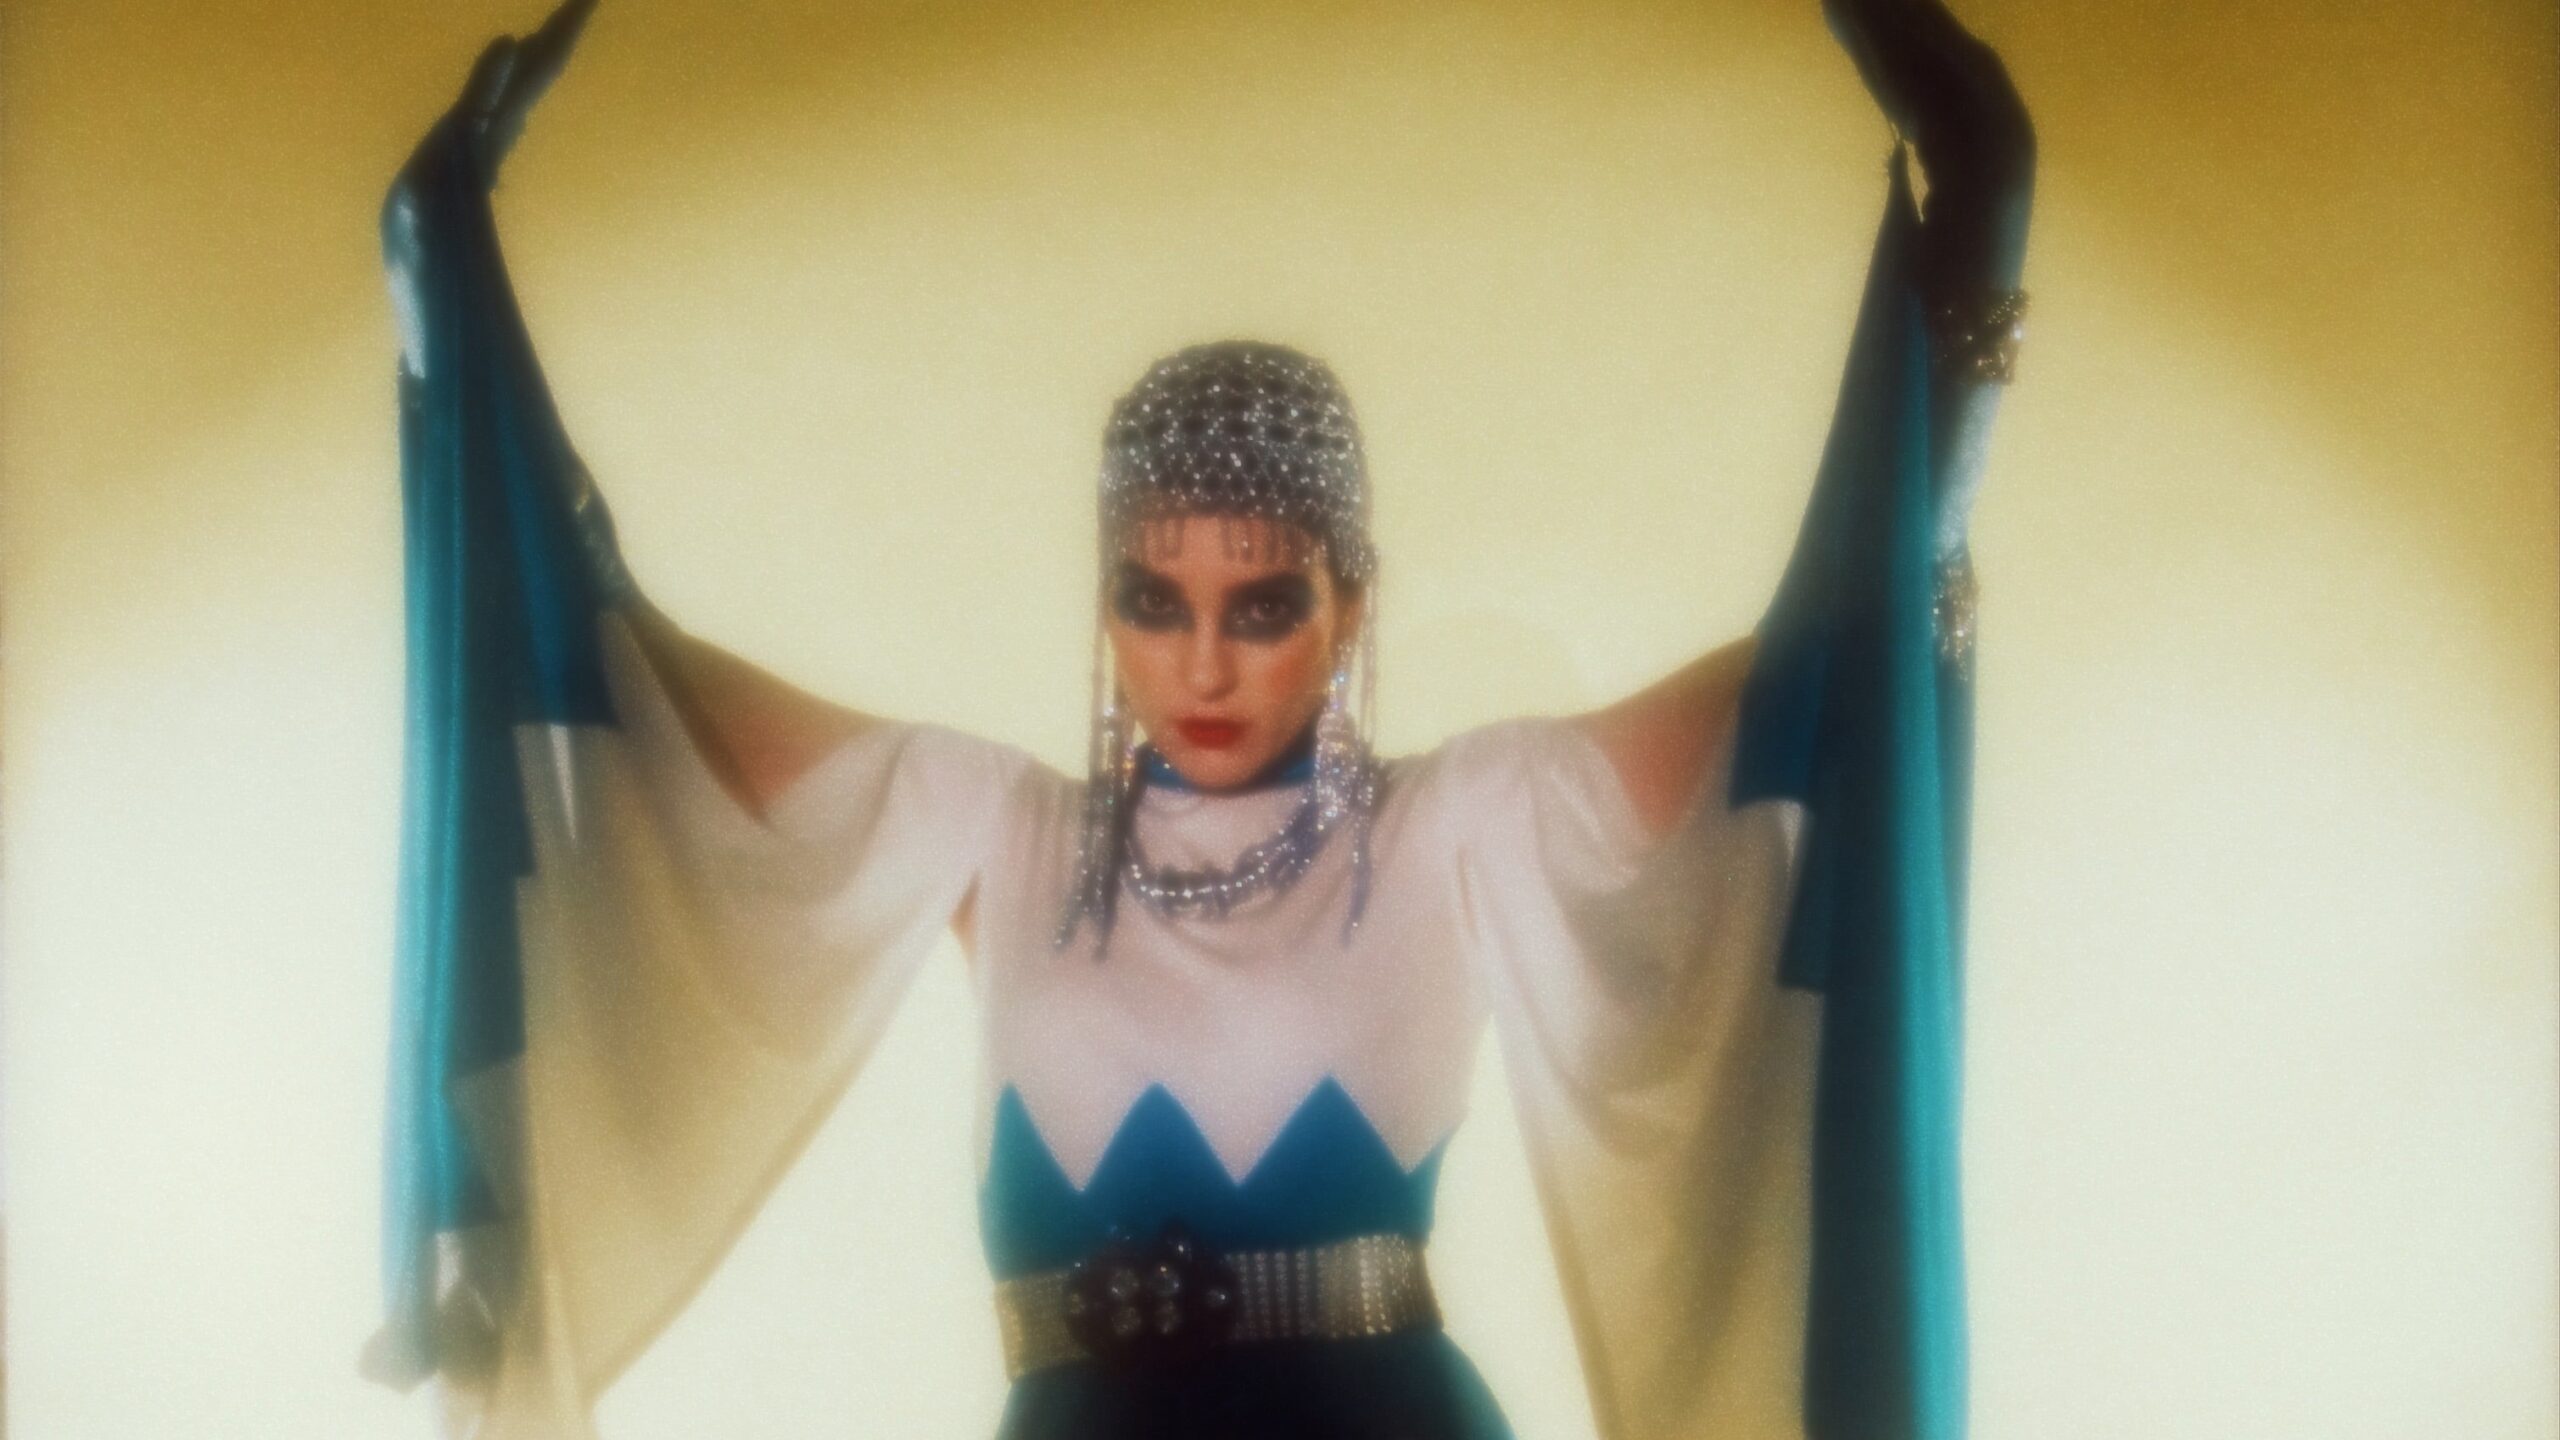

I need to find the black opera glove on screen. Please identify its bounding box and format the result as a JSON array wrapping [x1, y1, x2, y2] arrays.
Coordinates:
[[453, 0, 598, 188], [386, 0, 638, 616], [1819, 0, 2035, 673], [1823, 0, 2033, 397]]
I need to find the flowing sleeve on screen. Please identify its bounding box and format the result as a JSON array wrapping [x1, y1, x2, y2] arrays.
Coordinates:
[[1458, 150, 1995, 1440], [365, 113, 1037, 1437]]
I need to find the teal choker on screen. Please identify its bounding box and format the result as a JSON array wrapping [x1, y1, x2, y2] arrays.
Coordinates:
[[1136, 724, 1317, 794]]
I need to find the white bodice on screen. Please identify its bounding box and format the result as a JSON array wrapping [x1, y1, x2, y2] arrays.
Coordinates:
[[964, 751, 1497, 1189]]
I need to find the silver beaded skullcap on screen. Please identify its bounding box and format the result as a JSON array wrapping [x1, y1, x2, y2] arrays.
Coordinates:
[[1099, 340, 1375, 585]]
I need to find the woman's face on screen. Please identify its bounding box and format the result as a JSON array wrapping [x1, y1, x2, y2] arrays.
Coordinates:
[[1106, 514, 1360, 791]]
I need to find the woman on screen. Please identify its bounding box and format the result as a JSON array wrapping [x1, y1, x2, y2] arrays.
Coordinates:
[[367, 1, 2032, 1436]]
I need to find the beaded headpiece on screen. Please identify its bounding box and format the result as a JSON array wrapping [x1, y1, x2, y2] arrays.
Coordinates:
[[1057, 340, 1381, 952], [1096, 341, 1375, 584]]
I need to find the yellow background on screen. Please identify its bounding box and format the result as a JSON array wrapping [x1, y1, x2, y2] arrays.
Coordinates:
[[5, 0, 2553, 1436]]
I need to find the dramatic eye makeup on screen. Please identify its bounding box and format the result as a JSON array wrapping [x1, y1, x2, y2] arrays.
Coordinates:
[[1221, 574, 1316, 642], [1110, 562, 1317, 643], [1110, 564, 1189, 632]]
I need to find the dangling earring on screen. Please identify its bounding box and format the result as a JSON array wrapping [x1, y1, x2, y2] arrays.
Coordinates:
[[1312, 654, 1358, 827], [1312, 599, 1380, 941], [1055, 606, 1137, 953]]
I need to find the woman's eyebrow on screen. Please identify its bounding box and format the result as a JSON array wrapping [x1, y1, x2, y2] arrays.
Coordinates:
[[1222, 572, 1316, 604]]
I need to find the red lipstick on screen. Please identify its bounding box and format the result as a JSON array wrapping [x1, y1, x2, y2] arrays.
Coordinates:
[[1176, 718, 1246, 750]]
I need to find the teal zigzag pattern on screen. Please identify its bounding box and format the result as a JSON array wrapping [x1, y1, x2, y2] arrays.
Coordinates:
[[980, 1076, 1448, 1280]]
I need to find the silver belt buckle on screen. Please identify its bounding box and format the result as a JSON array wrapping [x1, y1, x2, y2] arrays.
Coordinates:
[[1061, 1220, 1241, 1371], [994, 1224, 1441, 1378]]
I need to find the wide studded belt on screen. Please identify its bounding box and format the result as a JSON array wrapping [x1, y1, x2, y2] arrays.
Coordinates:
[[993, 1223, 1441, 1379]]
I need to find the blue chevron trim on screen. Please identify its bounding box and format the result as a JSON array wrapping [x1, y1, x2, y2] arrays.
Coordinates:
[[981, 1077, 1447, 1279]]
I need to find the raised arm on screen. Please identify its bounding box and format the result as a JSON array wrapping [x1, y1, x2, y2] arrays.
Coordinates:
[[1823, 0, 2034, 558], [1577, 0, 2032, 839], [376, 5, 966, 1398], [384, 0, 871, 821]]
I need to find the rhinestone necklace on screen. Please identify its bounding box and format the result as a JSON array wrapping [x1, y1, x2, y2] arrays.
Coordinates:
[[1118, 779, 1336, 923]]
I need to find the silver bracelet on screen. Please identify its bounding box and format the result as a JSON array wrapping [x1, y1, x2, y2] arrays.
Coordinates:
[[1925, 287, 2029, 386], [1933, 550, 1980, 672]]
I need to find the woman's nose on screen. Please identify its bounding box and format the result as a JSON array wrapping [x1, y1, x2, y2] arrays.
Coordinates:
[[1184, 627, 1236, 698]]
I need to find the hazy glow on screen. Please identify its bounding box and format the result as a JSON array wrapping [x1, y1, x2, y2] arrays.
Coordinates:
[[4, 1, 2552, 1437]]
